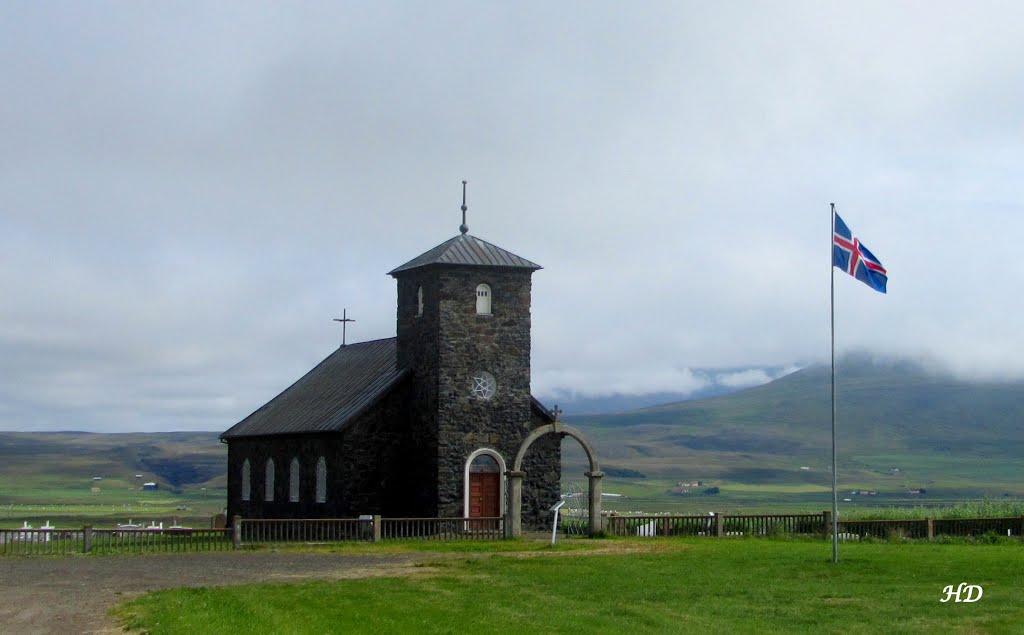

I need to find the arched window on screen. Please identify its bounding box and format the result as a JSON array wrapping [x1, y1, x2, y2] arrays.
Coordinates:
[[471, 453, 500, 472], [315, 456, 327, 503], [241, 459, 251, 502], [476, 284, 491, 315], [289, 458, 300, 502], [264, 459, 275, 502], [416, 286, 424, 317]]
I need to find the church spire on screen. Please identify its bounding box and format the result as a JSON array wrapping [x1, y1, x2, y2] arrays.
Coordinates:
[[459, 180, 469, 235]]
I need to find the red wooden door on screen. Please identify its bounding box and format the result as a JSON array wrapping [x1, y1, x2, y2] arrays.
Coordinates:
[[469, 472, 500, 518]]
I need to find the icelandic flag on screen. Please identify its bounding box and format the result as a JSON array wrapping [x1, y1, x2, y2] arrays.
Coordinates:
[[833, 213, 887, 293]]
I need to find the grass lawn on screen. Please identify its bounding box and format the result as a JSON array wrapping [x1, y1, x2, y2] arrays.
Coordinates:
[[114, 538, 1024, 634]]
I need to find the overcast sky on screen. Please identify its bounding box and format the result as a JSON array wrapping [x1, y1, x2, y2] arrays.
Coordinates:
[[3, 2, 1023, 432]]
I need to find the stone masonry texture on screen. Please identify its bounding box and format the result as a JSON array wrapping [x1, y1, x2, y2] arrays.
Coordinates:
[[226, 254, 561, 530]]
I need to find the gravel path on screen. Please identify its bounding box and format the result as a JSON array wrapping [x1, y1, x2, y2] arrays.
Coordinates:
[[0, 551, 429, 634]]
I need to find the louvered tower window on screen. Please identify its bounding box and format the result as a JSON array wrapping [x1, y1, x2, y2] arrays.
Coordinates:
[[476, 284, 491, 315]]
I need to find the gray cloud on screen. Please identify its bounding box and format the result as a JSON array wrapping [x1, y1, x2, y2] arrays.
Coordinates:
[[3, 2, 1024, 431]]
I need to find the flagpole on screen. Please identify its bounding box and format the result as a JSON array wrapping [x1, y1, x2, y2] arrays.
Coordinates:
[[830, 202, 839, 563]]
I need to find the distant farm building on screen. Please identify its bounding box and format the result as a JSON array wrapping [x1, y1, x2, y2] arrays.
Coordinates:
[[141, 482, 158, 490]]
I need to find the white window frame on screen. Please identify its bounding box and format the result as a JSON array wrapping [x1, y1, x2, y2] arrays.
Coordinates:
[[462, 448, 506, 519], [475, 284, 492, 315]]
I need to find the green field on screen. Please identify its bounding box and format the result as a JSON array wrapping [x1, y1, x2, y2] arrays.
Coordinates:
[[1, 480, 226, 528], [562, 441, 1024, 516], [5, 354, 1024, 525], [0, 490, 226, 528], [558, 357, 1024, 514], [114, 538, 1024, 634], [0, 431, 226, 527]]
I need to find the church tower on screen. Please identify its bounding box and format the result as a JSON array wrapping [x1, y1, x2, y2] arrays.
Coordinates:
[[222, 184, 560, 528], [388, 185, 554, 519]]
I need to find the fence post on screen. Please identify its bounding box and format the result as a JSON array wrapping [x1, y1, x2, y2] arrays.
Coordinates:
[[372, 515, 381, 542], [927, 517, 935, 541], [83, 525, 93, 554], [232, 515, 242, 549], [822, 510, 831, 537], [714, 513, 724, 537]]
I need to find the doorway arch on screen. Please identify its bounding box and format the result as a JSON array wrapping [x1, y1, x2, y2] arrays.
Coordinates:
[[463, 448, 506, 520], [506, 422, 603, 537]]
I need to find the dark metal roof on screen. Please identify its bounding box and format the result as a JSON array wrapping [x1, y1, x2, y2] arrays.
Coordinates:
[[221, 336, 555, 440], [221, 338, 407, 439], [531, 396, 556, 424], [388, 234, 542, 275]]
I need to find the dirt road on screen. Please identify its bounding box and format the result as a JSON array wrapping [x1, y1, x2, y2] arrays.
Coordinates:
[[0, 551, 428, 634]]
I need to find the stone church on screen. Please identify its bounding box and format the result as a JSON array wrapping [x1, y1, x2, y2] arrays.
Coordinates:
[[221, 205, 561, 529]]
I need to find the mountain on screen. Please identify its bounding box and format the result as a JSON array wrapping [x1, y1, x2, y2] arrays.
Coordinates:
[[539, 364, 801, 415], [564, 354, 1024, 497], [0, 431, 226, 496], [3, 355, 1021, 513]]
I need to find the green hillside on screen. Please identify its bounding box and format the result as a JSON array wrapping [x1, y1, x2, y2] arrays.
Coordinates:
[[562, 355, 1024, 512], [2, 355, 1022, 521], [0, 431, 226, 525]]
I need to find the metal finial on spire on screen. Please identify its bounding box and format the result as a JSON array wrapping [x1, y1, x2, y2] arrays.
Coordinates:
[[459, 180, 469, 234]]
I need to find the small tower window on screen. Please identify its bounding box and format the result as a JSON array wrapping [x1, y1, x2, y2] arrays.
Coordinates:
[[417, 286, 424, 317], [265, 458, 275, 502], [315, 456, 327, 503], [476, 284, 491, 315], [241, 459, 251, 502], [289, 457, 300, 502]]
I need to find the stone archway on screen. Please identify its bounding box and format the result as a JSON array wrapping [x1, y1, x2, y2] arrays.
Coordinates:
[[505, 421, 603, 537]]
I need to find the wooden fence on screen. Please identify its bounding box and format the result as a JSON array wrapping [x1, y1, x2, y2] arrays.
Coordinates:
[[90, 528, 233, 554], [239, 518, 372, 544], [0, 528, 85, 556], [237, 516, 504, 545], [0, 526, 232, 556], [5, 513, 1022, 555], [380, 517, 503, 540], [605, 513, 828, 538], [838, 516, 1024, 540], [606, 513, 1024, 540]]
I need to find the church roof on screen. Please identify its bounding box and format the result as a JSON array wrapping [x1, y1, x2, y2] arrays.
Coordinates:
[[221, 338, 407, 439], [388, 233, 542, 275], [221, 336, 556, 439]]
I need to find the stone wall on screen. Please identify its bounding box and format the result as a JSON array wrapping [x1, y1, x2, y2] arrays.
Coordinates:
[[393, 264, 561, 528], [394, 270, 441, 514], [433, 267, 534, 518], [224, 378, 435, 519]]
